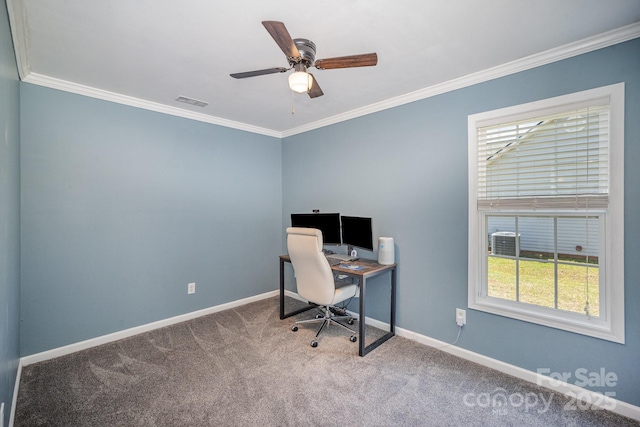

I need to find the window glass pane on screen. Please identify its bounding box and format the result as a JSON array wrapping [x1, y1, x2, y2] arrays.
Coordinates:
[[557, 216, 599, 265], [519, 259, 555, 308], [488, 257, 516, 300], [487, 216, 517, 301], [487, 216, 516, 256], [518, 216, 554, 261], [557, 264, 600, 317]]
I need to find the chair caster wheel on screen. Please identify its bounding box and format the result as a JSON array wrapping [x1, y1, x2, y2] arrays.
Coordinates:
[[315, 314, 324, 319], [311, 340, 318, 348], [350, 336, 357, 343], [291, 325, 298, 332], [348, 318, 355, 325]]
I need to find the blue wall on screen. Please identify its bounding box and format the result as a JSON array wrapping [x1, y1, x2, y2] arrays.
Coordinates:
[[282, 39, 640, 406], [19, 85, 283, 355], [0, 1, 21, 424], [8, 13, 640, 412]]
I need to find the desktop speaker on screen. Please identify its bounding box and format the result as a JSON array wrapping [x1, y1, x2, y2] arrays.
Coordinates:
[[377, 237, 395, 265]]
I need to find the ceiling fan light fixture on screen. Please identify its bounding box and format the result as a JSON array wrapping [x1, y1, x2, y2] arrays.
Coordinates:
[[231, 21, 376, 100], [289, 71, 313, 93]]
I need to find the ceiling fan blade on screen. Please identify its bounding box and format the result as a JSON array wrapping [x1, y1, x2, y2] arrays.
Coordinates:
[[307, 74, 323, 98], [230, 67, 288, 79], [314, 53, 378, 70], [262, 21, 300, 59]]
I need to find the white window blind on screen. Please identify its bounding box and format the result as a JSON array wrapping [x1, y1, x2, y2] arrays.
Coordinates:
[[477, 101, 610, 210]]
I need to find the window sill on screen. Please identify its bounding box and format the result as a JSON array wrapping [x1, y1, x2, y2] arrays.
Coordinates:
[[469, 296, 624, 344]]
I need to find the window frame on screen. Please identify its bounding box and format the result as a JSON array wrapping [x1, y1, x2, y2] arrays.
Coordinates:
[[468, 83, 625, 344]]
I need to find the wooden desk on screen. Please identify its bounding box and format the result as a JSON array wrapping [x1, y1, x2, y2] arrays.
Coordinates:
[[279, 255, 397, 356]]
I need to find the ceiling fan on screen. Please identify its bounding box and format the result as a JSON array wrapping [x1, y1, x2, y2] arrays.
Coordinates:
[[230, 21, 378, 98]]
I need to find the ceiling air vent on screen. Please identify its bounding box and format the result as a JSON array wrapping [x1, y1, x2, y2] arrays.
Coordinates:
[[175, 96, 208, 107]]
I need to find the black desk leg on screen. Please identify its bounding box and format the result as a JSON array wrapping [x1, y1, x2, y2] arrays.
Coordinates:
[[390, 268, 396, 334], [279, 258, 286, 319], [358, 278, 366, 356], [358, 268, 396, 357]]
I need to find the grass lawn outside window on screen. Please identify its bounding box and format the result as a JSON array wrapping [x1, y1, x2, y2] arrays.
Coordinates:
[[487, 256, 600, 316]]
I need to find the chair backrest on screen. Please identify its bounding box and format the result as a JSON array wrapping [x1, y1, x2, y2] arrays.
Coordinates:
[[286, 227, 336, 305]]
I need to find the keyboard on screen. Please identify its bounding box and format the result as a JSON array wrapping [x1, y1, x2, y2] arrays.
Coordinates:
[[326, 253, 354, 262]]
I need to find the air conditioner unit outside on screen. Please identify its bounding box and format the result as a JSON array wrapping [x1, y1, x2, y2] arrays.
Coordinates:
[[491, 232, 520, 256]]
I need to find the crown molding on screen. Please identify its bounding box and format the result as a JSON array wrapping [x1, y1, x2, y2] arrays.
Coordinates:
[[7, 0, 30, 79], [22, 73, 282, 138], [281, 22, 640, 137], [8, 0, 639, 140]]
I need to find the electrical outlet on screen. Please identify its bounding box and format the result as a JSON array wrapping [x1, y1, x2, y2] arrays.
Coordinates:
[[188, 282, 196, 294], [456, 308, 466, 326]]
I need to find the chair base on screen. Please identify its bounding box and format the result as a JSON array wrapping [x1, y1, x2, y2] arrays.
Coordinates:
[[292, 305, 358, 347]]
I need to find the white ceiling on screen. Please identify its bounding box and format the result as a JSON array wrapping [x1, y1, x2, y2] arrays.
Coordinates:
[[7, 0, 640, 137]]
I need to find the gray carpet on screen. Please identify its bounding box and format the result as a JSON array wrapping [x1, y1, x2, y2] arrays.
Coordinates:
[[15, 296, 639, 426]]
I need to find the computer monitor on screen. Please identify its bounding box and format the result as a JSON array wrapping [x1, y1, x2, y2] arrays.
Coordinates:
[[290, 213, 342, 245], [341, 216, 374, 251]]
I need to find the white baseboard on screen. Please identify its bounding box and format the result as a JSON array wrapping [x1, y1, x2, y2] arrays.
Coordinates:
[[15, 289, 640, 422], [393, 326, 640, 422], [20, 290, 278, 366]]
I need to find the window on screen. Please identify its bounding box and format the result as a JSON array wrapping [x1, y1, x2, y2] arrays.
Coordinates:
[[468, 84, 624, 343]]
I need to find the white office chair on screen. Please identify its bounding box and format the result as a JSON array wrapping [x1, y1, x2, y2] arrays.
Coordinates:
[[286, 227, 358, 347]]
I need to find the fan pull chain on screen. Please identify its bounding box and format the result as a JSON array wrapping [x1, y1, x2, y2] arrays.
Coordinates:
[[291, 90, 295, 115]]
